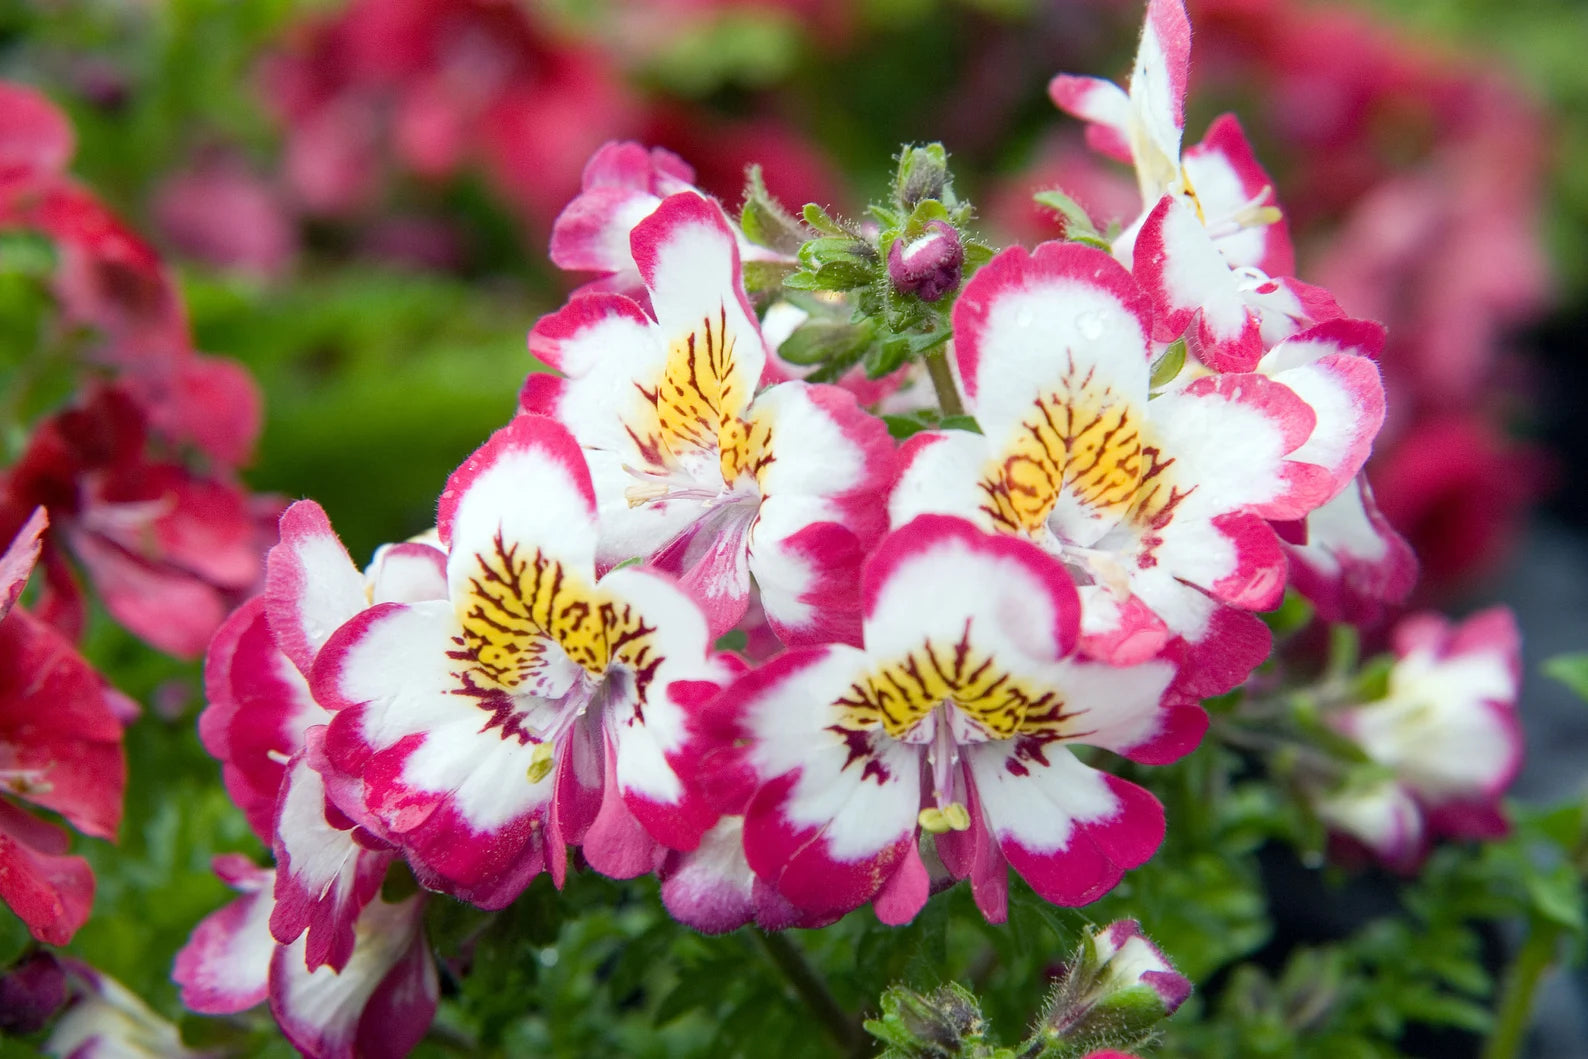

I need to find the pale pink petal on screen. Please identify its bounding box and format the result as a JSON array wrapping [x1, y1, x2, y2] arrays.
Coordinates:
[[173, 855, 274, 1014]]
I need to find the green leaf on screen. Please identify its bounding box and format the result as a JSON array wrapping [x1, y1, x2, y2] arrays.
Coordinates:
[[1150, 337, 1187, 389], [1545, 652, 1588, 701], [863, 333, 913, 378], [741, 259, 796, 294], [740, 165, 807, 255], [0, 230, 59, 278], [802, 202, 847, 235], [778, 318, 874, 366], [1525, 860, 1586, 932], [1033, 189, 1100, 238], [882, 413, 935, 440], [939, 415, 982, 433]]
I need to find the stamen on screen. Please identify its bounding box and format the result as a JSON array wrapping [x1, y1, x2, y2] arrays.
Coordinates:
[[526, 742, 555, 784], [0, 767, 52, 796], [624, 481, 671, 507], [1202, 185, 1283, 240]]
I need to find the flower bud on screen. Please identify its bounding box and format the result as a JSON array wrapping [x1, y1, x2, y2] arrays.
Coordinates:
[[895, 144, 951, 208], [1034, 920, 1191, 1054], [0, 952, 66, 1035], [865, 982, 988, 1057], [887, 221, 964, 302]]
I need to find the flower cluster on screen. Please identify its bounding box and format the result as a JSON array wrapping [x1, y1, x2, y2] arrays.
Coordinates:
[[1001, 0, 1549, 604], [175, 1, 1488, 1053], [1312, 607, 1522, 872], [0, 79, 286, 948], [0, 82, 276, 659]]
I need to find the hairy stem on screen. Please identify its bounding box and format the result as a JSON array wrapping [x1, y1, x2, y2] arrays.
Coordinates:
[[1482, 918, 1562, 1059], [753, 930, 862, 1054], [924, 347, 965, 418]]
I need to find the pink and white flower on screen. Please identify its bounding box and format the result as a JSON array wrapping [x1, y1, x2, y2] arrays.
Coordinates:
[[1278, 475, 1416, 626], [891, 241, 1334, 694], [1133, 192, 1342, 372], [46, 962, 205, 1059], [311, 414, 734, 908], [1048, 0, 1192, 213], [1317, 607, 1522, 869], [201, 500, 445, 971], [174, 854, 437, 1059], [549, 141, 702, 295], [704, 515, 1202, 924], [526, 191, 894, 647], [1050, 0, 1304, 307]]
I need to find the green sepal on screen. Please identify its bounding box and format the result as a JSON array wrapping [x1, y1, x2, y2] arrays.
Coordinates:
[[740, 165, 808, 255]]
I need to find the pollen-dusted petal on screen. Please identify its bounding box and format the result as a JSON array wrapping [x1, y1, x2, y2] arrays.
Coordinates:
[[966, 744, 1164, 906]]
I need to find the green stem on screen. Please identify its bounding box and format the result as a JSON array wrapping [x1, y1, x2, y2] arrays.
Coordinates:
[[753, 930, 862, 1055], [1483, 918, 1563, 1059], [924, 347, 964, 418]]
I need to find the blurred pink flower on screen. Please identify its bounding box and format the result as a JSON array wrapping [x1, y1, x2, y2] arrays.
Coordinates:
[[153, 153, 297, 278]]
